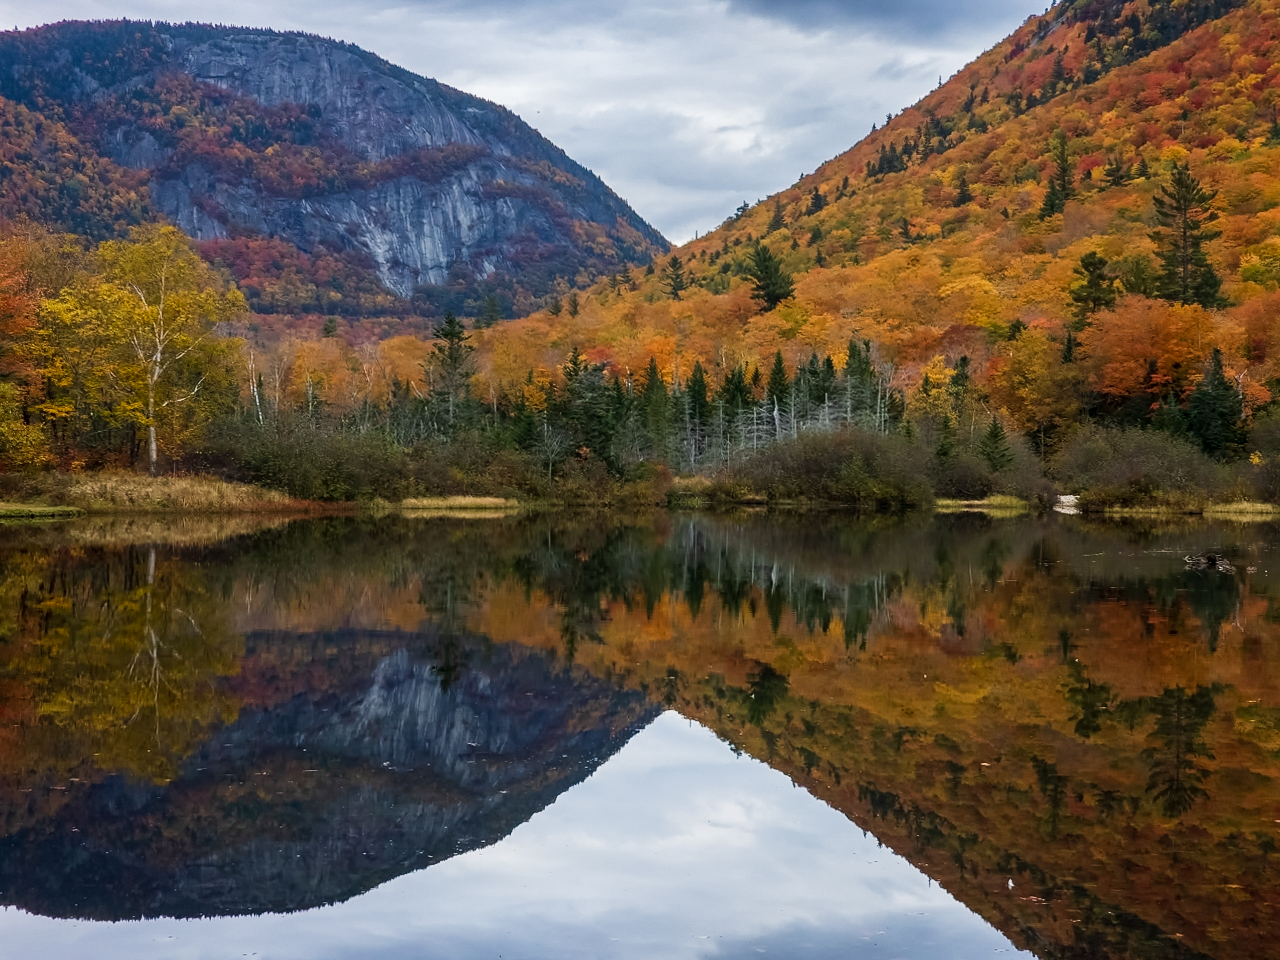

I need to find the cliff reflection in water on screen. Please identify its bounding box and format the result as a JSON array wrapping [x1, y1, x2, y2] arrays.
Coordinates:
[[2, 512, 1280, 958]]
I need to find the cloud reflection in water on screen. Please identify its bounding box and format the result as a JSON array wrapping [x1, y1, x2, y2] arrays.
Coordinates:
[[0, 712, 1029, 960]]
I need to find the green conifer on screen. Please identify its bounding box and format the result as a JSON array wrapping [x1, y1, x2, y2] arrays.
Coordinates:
[[1151, 163, 1225, 308], [978, 417, 1014, 472], [661, 255, 688, 300], [745, 244, 795, 311], [1187, 347, 1245, 459], [1039, 130, 1073, 219], [1069, 251, 1117, 323], [766, 351, 789, 408], [767, 199, 786, 233]]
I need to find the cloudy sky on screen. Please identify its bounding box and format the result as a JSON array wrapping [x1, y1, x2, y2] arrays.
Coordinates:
[[0, 0, 1046, 242]]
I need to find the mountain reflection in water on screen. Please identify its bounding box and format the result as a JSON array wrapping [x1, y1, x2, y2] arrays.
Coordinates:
[[0, 512, 1278, 959]]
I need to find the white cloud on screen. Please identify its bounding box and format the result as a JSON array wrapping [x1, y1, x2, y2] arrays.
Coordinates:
[[0, 1, 1042, 240]]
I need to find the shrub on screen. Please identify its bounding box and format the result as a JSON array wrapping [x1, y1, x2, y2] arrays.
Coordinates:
[[1051, 426, 1223, 510], [721, 429, 932, 509]]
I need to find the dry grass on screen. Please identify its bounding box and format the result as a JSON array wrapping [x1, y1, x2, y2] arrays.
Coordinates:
[[400, 496, 518, 510], [1202, 501, 1280, 519], [934, 495, 1030, 516], [42, 472, 300, 513], [54, 515, 295, 546]]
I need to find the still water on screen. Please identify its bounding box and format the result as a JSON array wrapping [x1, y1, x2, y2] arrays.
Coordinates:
[[0, 511, 1277, 959]]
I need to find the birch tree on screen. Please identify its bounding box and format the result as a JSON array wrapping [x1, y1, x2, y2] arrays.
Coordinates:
[[95, 226, 245, 474]]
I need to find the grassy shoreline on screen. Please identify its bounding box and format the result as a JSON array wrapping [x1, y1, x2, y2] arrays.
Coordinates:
[[1, 472, 1276, 523]]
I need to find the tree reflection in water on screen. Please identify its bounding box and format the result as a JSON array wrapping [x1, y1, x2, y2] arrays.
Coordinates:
[[0, 512, 1277, 959]]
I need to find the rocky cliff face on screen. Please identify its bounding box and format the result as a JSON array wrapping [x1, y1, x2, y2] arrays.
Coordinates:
[[0, 21, 666, 307], [0, 629, 660, 920]]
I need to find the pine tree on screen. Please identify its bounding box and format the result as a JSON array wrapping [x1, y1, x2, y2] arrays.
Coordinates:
[[1069, 251, 1117, 323], [716, 365, 753, 416], [1061, 329, 1079, 364], [661, 255, 688, 300], [978, 416, 1014, 472], [432, 312, 475, 428], [1152, 163, 1225, 308], [1133, 155, 1150, 179], [1187, 347, 1244, 459], [1103, 154, 1129, 188], [954, 173, 973, 206], [767, 199, 786, 233], [766, 351, 789, 408], [1039, 130, 1073, 219], [640, 357, 670, 459], [687, 360, 711, 427], [322, 316, 337, 337], [807, 187, 826, 215], [567, 291, 580, 317], [936, 414, 957, 459], [480, 294, 502, 327], [745, 243, 794, 311]]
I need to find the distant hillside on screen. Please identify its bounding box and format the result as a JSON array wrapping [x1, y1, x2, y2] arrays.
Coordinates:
[[0, 20, 667, 319], [473, 0, 1279, 436]]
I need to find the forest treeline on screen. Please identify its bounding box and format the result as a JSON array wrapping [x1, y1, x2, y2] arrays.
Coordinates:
[[4, 0, 1280, 508], [0, 202, 1275, 508]]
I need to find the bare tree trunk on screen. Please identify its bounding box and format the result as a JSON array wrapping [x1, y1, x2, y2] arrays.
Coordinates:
[[147, 374, 158, 477]]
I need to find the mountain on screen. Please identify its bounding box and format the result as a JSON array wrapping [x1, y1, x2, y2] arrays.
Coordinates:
[[0, 20, 667, 318], [470, 0, 1278, 437]]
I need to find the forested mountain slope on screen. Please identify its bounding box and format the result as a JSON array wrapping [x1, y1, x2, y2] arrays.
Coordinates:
[[0, 21, 666, 318], [471, 0, 1280, 448]]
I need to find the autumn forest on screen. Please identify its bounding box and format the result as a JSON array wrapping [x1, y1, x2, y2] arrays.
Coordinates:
[[4, 1, 1280, 510]]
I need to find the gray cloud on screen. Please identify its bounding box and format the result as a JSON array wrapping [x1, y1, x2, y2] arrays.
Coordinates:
[[0, 0, 1043, 242], [727, 0, 1043, 39]]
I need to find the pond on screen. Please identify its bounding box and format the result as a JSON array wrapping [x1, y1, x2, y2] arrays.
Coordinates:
[[0, 511, 1277, 959]]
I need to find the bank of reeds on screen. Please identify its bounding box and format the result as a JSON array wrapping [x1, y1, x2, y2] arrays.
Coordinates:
[[8, 472, 309, 513]]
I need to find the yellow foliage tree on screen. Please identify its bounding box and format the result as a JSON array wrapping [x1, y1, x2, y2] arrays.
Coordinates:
[[32, 226, 245, 472], [95, 225, 245, 474]]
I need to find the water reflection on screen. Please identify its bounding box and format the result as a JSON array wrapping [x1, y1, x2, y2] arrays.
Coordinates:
[[0, 512, 1278, 958]]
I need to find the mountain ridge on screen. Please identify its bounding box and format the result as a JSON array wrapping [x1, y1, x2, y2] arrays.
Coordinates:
[[0, 20, 667, 314]]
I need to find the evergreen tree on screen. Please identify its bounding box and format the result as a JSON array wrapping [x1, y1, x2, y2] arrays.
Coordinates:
[[1152, 163, 1225, 308], [687, 360, 711, 427], [1187, 347, 1245, 459], [1132, 155, 1150, 179], [935, 414, 957, 459], [1119, 254, 1159, 297], [661, 255, 688, 300], [640, 357, 670, 458], [1069, 251, 1117, 323], [745, 243, 795, 311], [567, 291, 580, 317], [954, 173, 973, 206], [978, 417, 1014, 472], [480, 293, 502, 327], [1103, 154, 1129, 188], [767, 199, 786, 233], [716, 365, 753, 415], [547, 295, 563, 316], [807, 187, 826, 215], [322, 316, 337, 337], [766, 351, 789, 408], [1039, 129, 1074, 219], [1061, 329, 1079, 364], [431, 312, 475, 428]]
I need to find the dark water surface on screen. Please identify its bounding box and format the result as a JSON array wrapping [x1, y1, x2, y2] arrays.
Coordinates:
[[0, 511, 1277, 959]]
